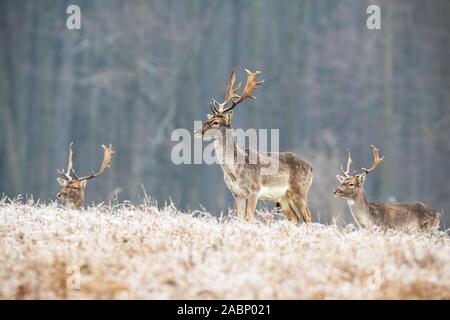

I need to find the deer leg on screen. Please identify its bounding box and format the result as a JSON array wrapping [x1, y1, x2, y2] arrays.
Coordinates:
[[304, 206, 312, 223], [234, 196, 246, 220], [245, 195, 258, 221], [291, 197, 312, 223], [279, 198, 299, 224]]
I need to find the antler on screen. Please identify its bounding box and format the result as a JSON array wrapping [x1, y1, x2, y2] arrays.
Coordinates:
[[362, 145, 384, 174], [79, 144, 114, 181], [57, 142, 77, 180], [210, 68, 264, 114], [222, 69, 264, 113], [225, 69, 242, 103], [210, 98, 220, 114], [210, 69, 242, 114], [340, 148, 353, 177]]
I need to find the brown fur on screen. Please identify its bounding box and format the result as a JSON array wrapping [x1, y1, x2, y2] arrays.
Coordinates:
[[57, 179, 87, 210], [334, 148, 441, 231], [57, 143, 114, 210], [196, 113, 313, 223]]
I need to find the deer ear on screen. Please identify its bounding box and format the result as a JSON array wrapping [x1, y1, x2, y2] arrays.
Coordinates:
[[207, 114, 213, 120], [57, 178, 66, 186], [224, 111, 233, 124], [357, 174, 367, 184], [80, 180, 88, 189], [336, 175, 345, 183]]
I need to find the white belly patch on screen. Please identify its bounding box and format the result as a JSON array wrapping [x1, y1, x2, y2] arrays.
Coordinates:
[[258, 185, 288, 200]]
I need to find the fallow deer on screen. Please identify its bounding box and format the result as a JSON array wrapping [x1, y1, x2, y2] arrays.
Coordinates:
[[195, 69, 313, 223], [57, 142, 114, 210], [334, 145, 441, 231]]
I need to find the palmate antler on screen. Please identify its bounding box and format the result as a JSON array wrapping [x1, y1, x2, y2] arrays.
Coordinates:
[[57, 143, 114, 181], [340, 149, 353, 177], [58, 142, 77, 180], [78, 144, 114, 181], [339, 145, 384, 178], [210, 68, 265, 115], [362, 145, 384, 175]]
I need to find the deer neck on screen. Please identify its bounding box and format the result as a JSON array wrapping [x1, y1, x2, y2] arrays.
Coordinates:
[[66, 194, 84, 210], [213, 128, 244, 176], [347, 193, 372, 228]]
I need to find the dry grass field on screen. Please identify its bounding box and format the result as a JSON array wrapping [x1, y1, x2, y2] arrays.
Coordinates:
[[0, 199, 449, 299]]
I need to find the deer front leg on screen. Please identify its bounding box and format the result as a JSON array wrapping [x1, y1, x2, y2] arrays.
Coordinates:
[[234, 195, 246, 220], [245, 195, 258, 221]]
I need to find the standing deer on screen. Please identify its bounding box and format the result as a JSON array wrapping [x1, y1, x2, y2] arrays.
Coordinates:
[[57, 142, 114, 210], [334, 145, 441, 231], [195, 68, 313, 223]]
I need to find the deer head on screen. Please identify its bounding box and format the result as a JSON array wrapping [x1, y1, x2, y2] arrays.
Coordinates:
[[195, 68, 264, 138], [56, 142, 114, 209], [333, 145, 384, 199]]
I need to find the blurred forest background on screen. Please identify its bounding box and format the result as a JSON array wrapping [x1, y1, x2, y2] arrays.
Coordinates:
[[0, 0, 449, 225]]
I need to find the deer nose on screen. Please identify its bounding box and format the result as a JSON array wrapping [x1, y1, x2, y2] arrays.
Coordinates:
[[57, 192, 63, 198], [333, 189, 340, 196]]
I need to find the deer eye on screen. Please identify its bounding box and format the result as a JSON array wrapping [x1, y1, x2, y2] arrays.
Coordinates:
[[348, 183, 355, 187]]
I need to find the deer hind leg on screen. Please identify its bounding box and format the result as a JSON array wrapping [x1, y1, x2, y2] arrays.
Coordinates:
[[291, 196, 312, 223], [279, 198, 299, 224], [245, 195, 258, 221]]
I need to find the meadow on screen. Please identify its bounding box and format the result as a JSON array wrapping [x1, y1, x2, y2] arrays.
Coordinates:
[[0, 199, 449, 299]]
